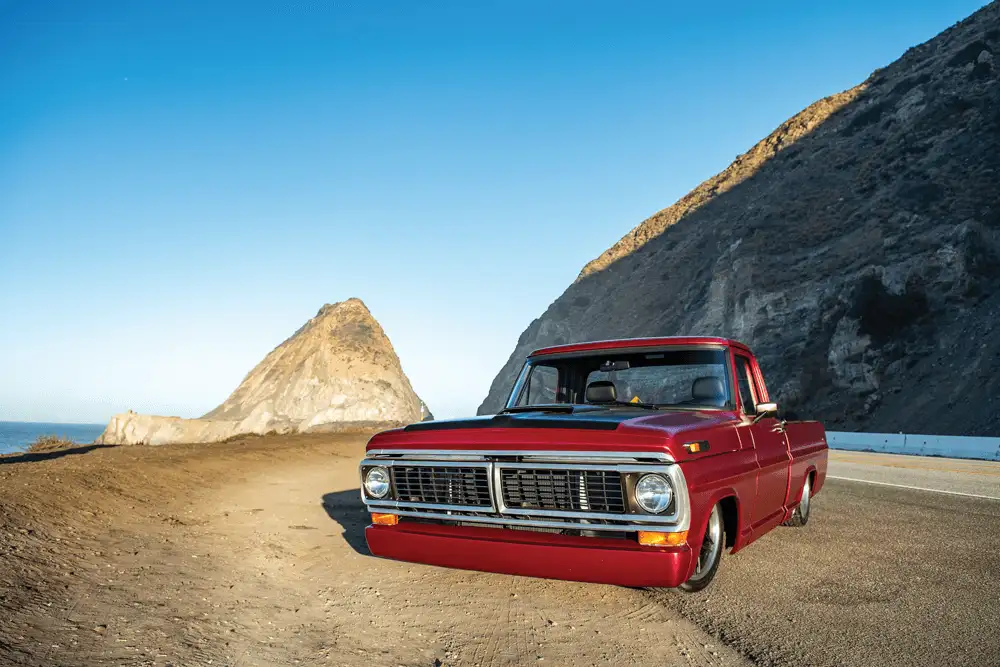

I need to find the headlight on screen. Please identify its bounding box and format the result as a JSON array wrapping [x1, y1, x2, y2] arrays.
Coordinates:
[[364, 466, 390, 499], [635, 473, 673, 514]]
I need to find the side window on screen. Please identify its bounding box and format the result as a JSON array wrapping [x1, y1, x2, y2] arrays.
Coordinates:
[[520, 365, 559, 405], [734, 356, 759, 416]]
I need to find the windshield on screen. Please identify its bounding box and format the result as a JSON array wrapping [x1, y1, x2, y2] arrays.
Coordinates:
[[506, 347, 732, 410]]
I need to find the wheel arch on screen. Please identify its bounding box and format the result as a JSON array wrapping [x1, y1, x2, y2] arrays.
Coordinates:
[[691, 489, 743, 554], [800, 465, 818, 503], [718, 495, 739, 550]]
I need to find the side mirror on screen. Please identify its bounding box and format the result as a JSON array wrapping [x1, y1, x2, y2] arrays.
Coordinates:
[[754, 402, 778, 423]]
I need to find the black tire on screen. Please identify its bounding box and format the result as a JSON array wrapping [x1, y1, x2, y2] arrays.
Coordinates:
[[784, 475, 812, 527], [679, 503, 725, 593]]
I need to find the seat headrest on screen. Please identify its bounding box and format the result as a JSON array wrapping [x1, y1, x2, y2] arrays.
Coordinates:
[[692, 376, 726, 403], [585, 380, 617, 404]]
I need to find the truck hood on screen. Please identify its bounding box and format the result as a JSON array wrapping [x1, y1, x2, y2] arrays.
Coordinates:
[[366, 408, 743, 461], [403, 410, 640, 432]]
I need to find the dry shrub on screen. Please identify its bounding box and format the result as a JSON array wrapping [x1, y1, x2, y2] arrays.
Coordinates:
[[27, 435, 79, 453]]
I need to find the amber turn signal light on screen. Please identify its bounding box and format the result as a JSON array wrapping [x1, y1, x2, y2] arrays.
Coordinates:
[[638, 530, 688, 547], [371, 512, 399, 526]]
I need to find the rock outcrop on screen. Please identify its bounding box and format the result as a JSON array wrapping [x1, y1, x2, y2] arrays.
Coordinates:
[[479, 3, 1000, 436], [98, 298, 427, 445]]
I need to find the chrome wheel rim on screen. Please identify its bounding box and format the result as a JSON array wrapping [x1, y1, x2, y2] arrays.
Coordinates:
[[800, 477, 811, 518], [689, 505, 722, 581]]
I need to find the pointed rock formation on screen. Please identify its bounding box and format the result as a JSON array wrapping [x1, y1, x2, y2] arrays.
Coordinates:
[[203, 298, 423, 428], [98, 298, 427, 445]]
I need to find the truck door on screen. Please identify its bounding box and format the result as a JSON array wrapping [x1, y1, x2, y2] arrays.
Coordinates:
[[733, 353, 790, 530]]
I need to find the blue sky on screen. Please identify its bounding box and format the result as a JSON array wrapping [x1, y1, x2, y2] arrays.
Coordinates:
[[0, 0, 986, 423]]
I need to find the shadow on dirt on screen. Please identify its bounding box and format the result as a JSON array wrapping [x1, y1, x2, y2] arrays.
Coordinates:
[[0, 444, 113, 466], [321, 489, 371, 555]]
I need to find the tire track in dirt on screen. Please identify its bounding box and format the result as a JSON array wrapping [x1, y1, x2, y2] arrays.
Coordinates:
[[1, 434, 752, 667]]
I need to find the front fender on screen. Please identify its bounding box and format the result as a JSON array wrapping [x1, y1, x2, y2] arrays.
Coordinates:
[[680, 450, 757, 561], [685, 487, 744, 562]]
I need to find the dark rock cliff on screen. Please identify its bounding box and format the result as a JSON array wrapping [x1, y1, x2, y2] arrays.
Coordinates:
[[479, 3, 1000, 436]]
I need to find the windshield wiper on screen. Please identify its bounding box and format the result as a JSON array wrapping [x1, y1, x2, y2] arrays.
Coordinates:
[[498, 401, 663, 414], [595, 401, 662, 410], [497, 405, 577, 415]]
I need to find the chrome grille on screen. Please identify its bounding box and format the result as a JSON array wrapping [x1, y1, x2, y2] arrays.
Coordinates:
[[361, 451, 688, 533], [392, 465, 492, 507], [500, 468, 626, 514]]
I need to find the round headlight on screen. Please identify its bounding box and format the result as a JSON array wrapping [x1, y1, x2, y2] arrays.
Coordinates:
[[635, 473, 673, 514], [364, 466, 390, 498]]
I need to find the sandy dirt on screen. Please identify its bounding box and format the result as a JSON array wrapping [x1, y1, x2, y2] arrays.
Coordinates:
[[0, 433, 746, 667]]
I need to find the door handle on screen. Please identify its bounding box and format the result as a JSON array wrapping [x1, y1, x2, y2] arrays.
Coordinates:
[[771, 421, 787, 434]]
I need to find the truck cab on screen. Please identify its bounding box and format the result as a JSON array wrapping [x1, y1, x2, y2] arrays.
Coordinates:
[[359, 337, 827, 591]]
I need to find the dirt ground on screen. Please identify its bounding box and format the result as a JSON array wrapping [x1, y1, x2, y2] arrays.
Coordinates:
[[0, 433, 746, 667]]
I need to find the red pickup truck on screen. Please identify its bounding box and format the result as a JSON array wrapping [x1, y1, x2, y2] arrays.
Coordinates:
[[359, 337, 827, 591]]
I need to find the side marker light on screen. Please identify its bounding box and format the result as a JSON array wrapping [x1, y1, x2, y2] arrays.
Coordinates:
[[638, 530, 688, 547]]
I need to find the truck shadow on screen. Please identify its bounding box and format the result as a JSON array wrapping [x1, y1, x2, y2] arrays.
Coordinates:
[[320, 489, 371, 555]]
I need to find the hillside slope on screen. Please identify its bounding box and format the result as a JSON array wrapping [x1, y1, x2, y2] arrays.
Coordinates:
[[479, 3, 1000, 436]]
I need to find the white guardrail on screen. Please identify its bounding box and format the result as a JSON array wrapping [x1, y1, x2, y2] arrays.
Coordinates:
[[827, 431, 1000, 462]]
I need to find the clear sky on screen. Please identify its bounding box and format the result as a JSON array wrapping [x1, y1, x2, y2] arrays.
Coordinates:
[[0, 0, 986, 423]]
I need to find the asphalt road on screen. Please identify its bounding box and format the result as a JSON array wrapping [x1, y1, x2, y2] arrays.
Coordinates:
[[653, 451, 1000, 666], [828, 450, 1000, 499]]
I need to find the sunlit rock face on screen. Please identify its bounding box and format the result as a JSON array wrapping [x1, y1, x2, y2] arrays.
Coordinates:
[[98, 299, 427, 445], [479, 3, 1000, 436], [203, 298, 423, 427]]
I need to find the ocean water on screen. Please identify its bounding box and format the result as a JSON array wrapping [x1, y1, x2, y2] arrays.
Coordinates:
[[0, 421, 105, 455]]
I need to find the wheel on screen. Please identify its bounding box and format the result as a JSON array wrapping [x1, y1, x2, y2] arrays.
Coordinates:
[[784, 475, 812, 527], [679, 503, 724, 593]]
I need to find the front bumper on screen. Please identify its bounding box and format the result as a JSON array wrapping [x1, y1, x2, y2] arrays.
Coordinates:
[[365, 522, 694, 588]]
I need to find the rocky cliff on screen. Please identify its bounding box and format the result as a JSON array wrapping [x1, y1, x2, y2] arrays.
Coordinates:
[[479, 3, 1000, 436], [99, 298, 428, 445]]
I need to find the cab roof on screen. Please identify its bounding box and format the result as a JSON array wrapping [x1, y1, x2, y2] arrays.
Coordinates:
[[529, 336, 753, 357]]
